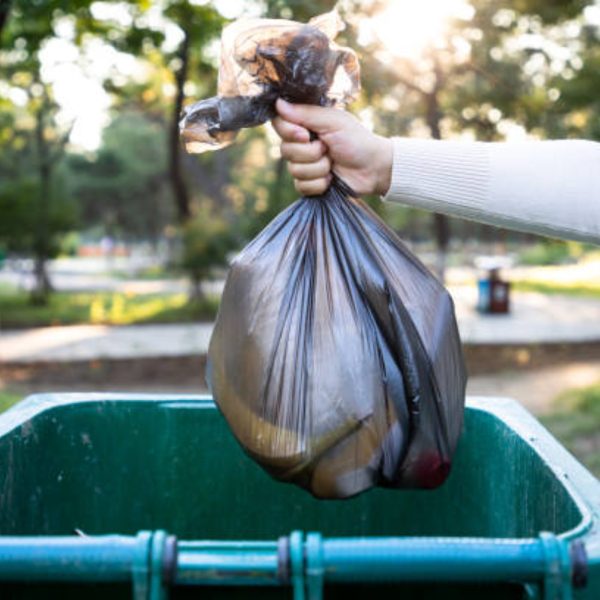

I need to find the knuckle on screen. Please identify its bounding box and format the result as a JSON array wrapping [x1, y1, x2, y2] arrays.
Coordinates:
[[312, 163, 327, 179], [287, 162, 299, 177], [280, 143, 292, 160], [309, 142, 323, 160], [283, 124, 300, 141], [318, 156, 331, 173], [295, 166, 312, 181], [272, 119, 287, 138], [275, 121, 294, 141]]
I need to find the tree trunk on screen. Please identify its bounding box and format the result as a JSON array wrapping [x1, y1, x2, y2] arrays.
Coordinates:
[[169, 29, 192, 223], [0, 0, 11, 40], [189, 273, 205, 303], [433, 212, 450, 280], [425, 85, 450, 282], [32, 102, 52, 304], [269, 157, 287, 213], [31, 254, 52, 304]]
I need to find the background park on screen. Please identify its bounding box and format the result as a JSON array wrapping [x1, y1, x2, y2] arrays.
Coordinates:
[[0, 0, 599, 478]]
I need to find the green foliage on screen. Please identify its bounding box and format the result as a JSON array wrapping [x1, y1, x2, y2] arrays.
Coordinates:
[[0, 392, 22, 413], [512, 0, 591, 23], [0, 288, 219, 327], [542, 381, 600, 476], [0, 170, 76, 257], [67, 112, 172, 240], [511, 280, 600, 298], [1, 0, 599, 272], [58, 231, 81, 257], [517, 239, 596, 266], [181, 206, 235, 290], [517, 241, 574, 265]]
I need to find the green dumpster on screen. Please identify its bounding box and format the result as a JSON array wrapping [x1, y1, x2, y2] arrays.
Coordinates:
[[0, 394, 597, 599]]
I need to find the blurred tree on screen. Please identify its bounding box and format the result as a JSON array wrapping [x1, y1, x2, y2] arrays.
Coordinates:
[[86, 0, 229, 265], [181, 205, 235, 300], [0, 0, 112, 301], [156, 0, 225, 222], [67, 112, 172, 243], [0, 1, 10, 38], [547, 5, 600, 141], [2, 0, 597, 301], [0, 97, 76, 302], [342, 0, 597, 277], [0, 175, 76, 294], [0, 66, 77, 300]]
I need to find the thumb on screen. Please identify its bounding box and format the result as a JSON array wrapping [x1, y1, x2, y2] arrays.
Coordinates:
[[276, 98, 343, 134]]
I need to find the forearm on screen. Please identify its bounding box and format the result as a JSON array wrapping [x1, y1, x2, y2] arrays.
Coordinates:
[[382, 138, 600, 244]]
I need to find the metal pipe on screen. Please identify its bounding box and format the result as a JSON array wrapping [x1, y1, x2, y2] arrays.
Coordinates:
[[175, 541, 280, 586], [174, 534, 571, 587], [0, 531, 575, 592], [0, 535, 139, 582], [322, 537, 550, 582]]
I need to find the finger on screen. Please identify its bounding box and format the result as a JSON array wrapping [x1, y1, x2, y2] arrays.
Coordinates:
[[295, 175, 331, 197], [272, 116, 310, 142], [288, 156, 331, 181], [281, 140, 325, 163], [276, 98, 346, 134]]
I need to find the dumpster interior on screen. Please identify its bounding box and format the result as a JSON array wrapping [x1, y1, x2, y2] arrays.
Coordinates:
[[0, 398, 584, 539], [0, 396, 590, 599]]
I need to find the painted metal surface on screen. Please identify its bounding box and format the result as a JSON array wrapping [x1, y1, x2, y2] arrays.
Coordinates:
[[0, 531, 581, 596], [0, 394, 597, 599]]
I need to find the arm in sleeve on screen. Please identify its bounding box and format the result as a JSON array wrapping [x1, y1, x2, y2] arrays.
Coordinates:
[[382, 138, 600, 244]]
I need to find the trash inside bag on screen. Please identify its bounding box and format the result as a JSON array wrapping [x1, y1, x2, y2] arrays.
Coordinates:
[[181, 11, 467, 499]]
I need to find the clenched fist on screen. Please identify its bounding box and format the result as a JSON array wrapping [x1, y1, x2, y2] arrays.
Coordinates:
[[272, 98, 393, 197]]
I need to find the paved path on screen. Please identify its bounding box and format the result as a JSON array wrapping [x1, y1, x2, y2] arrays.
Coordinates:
[[0, 257, 225, 295], [467, 360, 600, 414], [10, 362, 598, 416], [452, 287, 600, 344], [1, 288, 599, 363], [0, 323, 214, 362]]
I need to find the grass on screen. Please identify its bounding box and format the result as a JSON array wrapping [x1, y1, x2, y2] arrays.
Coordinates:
[[541, 382, 600, 477], [0, 391, 23, 412], [512, 279, 600, 299], [110, 265, 180, 281], [0, 288, 220, 327]]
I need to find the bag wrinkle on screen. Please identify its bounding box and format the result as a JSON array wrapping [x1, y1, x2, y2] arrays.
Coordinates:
[[182, 11, 466, 499]]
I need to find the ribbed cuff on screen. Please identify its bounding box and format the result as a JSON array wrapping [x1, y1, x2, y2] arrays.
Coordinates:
[[382, 138, 490, 216]]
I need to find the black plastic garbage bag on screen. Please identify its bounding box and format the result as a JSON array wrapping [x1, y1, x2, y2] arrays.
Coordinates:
[[180, 11, 467, 499]]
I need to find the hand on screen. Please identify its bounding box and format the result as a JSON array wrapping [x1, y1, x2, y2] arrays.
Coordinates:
[[272, 98, 393, 197]]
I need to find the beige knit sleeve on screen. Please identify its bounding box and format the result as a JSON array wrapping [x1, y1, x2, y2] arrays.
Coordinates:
[[382, 137, 600, 244]]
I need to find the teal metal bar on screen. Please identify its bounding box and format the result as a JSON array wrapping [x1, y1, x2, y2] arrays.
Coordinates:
[[0, 530, 576, 596], [305, 532, 324, 600], [176, 540, 280, 586], [149, 530, 169, 600], [539, 532, 573, 600], [132, 531, 152, 600], [0, 534, 142, 582], [174, 534, 572, 589], [321, 536, 565, 583], [172, 533, 576, 594], [289, 530, 305, 600]]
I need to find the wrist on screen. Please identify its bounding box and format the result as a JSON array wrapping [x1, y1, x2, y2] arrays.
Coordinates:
[[373, 135, 393, 196]]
